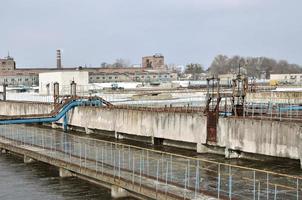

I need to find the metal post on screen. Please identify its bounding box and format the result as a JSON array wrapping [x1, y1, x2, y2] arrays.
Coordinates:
[[229, 166, 232, 200], [139, 154, 142, 191], [218, 164, 221, 199], [253, 170, 256, 200], [132, 153, 135, 188], [184, 166, 187, 200], [101, 146, 104, 174], [165, 160, 169, 198], [188, 159, 190, 188], [274, 185, 277, 200], [69, 142, 71, 161], [156, 160, 159, 198], [118, 148, 121, 179], [79, 142, 82, 167], [95, 146, 98, 173], [195, 161, 199, 198], [128, 146, 131, 170], [258, 181, 261, 200], [170, 155, 173, 183], [267, 173, 269, 200], [252, 103, 254, 118], [297, 178, 299, 200], [85, 143, 87, 167]]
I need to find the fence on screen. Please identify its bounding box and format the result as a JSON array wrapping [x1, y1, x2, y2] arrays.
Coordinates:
[[0, 124, 300, 199]]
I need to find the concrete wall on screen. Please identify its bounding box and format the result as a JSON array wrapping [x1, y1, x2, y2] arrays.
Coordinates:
[[217, 117, 302, 161], [0, 101, 52, 116], [68, 107, 207, 144], [0, 101, 300, 166]]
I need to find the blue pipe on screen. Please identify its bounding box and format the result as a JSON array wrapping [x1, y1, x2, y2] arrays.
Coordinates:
[[0, 99, 103, 125]]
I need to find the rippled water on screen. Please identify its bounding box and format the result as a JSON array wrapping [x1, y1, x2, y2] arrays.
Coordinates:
[[0, 154, 121, 200]]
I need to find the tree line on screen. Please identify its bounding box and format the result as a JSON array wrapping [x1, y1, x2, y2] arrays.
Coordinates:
[[184, 55, 302, 79], [207, 55, 302, 78]]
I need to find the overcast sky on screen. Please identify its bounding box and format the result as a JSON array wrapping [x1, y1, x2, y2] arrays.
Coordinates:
[[0, 0, 301, 68]]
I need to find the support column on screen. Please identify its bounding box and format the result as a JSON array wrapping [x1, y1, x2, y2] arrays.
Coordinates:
[[59, 168, 73, 177], [24, 155, 35, 163], [63, 114, 68, 132], [111, 185, 129, 199]]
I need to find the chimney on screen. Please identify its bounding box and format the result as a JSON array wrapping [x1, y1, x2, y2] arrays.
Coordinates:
[[56, 49, 62, 69]]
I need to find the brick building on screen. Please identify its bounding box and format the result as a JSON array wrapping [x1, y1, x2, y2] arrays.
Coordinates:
[[142, 54, 165, 69], [0, 53, 177, 86]]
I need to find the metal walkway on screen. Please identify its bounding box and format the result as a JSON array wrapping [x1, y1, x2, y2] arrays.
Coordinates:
[[0, 125, 301, 200]]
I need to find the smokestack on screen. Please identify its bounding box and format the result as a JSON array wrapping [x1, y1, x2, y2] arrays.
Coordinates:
[[56, 49, 62, 69]]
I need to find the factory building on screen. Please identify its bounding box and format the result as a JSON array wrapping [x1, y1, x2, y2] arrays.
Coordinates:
[[0, 53, 178, 86], [0, 54, 16, 71]]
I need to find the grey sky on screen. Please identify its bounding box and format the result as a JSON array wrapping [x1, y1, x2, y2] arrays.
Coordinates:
[[0, 0, 301, 68]]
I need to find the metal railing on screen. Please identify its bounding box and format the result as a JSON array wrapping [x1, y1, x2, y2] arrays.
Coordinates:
[[0, 124, 300, 199]]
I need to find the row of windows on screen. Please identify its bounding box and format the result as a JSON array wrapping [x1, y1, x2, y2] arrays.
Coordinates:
[[90, 75, 175, 80], [1, 78, 36, 82], [283, 75, 302, 79]]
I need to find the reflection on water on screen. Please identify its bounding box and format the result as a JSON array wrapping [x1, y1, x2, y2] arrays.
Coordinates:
[[0, 154, 132, 200]]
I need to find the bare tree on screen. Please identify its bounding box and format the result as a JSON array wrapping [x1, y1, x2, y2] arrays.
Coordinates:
[[112, 58, 131, 68]]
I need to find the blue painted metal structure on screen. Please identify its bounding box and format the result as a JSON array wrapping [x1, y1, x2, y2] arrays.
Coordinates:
[[0, 99, 103, 129]]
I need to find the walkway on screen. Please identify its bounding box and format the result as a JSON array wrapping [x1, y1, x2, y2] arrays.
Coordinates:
[[0, 125, 301, 200]]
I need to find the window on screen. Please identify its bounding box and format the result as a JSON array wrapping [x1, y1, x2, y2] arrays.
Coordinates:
[[109, 77, 112, 79], [115, 76, 118, 79], [96, 77, 100, 79], [102, 77, 105, 79]]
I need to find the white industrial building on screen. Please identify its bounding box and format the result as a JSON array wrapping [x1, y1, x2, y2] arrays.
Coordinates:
[[39, 71, 89, 95]]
